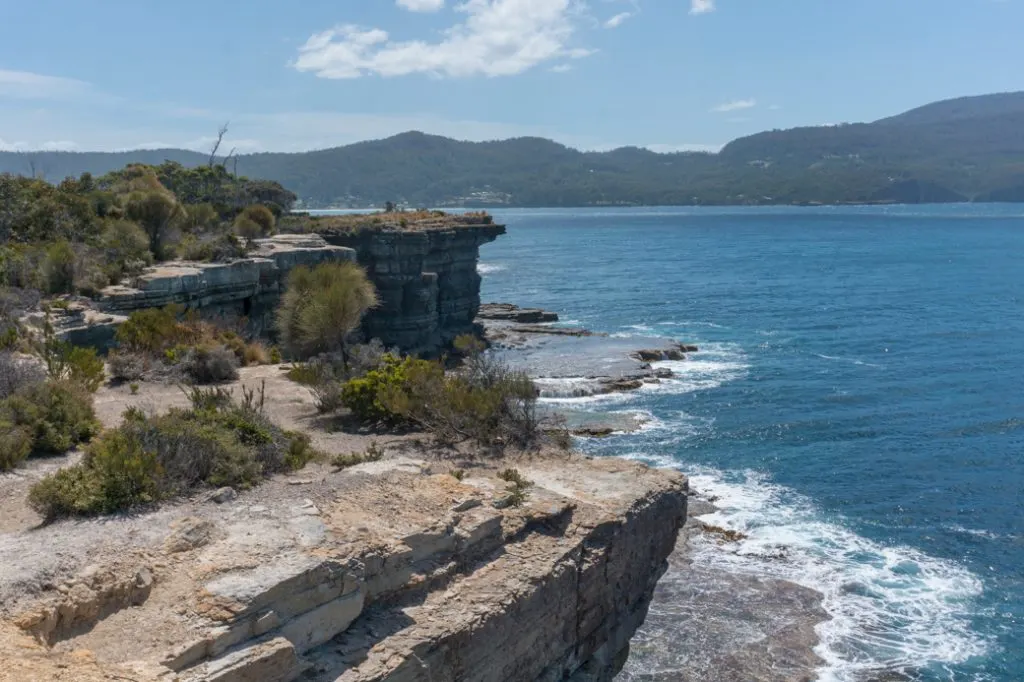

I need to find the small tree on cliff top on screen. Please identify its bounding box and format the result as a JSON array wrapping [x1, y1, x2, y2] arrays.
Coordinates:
[[276, 262, 379, 361]]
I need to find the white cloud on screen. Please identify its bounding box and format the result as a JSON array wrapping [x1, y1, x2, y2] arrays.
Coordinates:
[[604, 11, 632, 28], [711, 98, 756, 113], [39, 140, 79, 151], [0, 137, 28, 151], [397, 0, 445, 11], [550, 64, 573, 73], [293, 0, 592, 79], [0, 69, 91, 99], [690, 0, 715, 15]]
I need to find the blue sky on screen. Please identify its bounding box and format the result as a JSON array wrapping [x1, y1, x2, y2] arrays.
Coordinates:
[[1, 0, 1022, 153]]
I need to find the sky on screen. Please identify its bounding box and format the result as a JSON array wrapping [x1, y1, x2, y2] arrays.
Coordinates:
[[1, 0, 1022, 154]]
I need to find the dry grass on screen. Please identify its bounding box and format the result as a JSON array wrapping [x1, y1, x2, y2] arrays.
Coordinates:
[[279, 210, 494, 235]]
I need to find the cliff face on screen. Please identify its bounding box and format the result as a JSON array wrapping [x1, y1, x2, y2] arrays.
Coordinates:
[[323, 224, 506, 356], [70, 225, 504, 357], [0, 454, 686, 682]]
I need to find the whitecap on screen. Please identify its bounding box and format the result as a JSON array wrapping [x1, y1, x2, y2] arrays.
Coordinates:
[[477, 263, 506, 274], [665, 468, 990, 682]]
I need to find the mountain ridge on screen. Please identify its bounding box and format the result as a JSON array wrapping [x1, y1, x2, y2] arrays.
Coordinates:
[[3, 91, 1024, 207]]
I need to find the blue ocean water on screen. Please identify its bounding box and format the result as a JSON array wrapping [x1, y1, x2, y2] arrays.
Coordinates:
[[477, 205, 1024, 682]]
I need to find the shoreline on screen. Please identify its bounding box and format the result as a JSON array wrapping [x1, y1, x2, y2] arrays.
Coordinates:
[[478, 303, 831, 681]]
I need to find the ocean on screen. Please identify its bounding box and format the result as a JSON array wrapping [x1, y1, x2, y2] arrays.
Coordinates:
[[477, 205, 1024, 682]]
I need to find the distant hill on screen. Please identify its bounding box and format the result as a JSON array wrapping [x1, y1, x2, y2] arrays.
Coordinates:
[[4, 91, 1024, 206]]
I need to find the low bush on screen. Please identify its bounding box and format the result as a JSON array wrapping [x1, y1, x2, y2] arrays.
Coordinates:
[[276, 262, 378, 360], [242, 342, 270, 366], [42, 240, 76, 294], [330, 441, 384, 470], [101, 220, 152, 283], [116, 305, 190, 354], [44, 342, 105, 392], [497, 468, 533, 507], [239, 205, 275, 235], [107, 350, 146, 382], [341, 354, 431, 426], [29, 385, 319, 520], [182, 344, 239, 384], [0, 351, 45, 399], [341, 348, 542, 449], [0, 379, 98, 470], [0, 425, 33, 471], [311, 379, 346, 414]]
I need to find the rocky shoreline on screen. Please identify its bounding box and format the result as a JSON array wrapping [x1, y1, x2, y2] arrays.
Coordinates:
[[478, 303, 830, 682]]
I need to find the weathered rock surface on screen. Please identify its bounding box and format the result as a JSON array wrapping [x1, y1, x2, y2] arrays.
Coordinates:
[[95, 234, 356, 340], [325, 224, 505, 356], [630, 344, 699, 363], [477, 303, 560, 324], [40, 224, 504, 357], [0, 455, 686, 682]]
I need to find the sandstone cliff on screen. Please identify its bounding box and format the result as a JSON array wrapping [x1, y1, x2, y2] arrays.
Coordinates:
[[53, 222, 503, 357], [0, 448, 685, 682], [323, 223, 505, 356]]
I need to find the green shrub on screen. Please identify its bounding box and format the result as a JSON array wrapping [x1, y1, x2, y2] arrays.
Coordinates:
[[84, 430, 164, 510], [27, 466, 100, 519], [125, 190, 184, 261], [116, 304, 187, 353], [276, 262, 379, 361], [0, 425, 33, 471], [269, 346, 282, 364], [0, 379, 98, 460], [497, 468, 533, 507], [101, 220, 153, 282], [233, 216, 264, 243], [29, 386, 315, 519], [183, 344, 239, 384], [341, 354, 432, 426], [341, 348, 541, 450], [283, 430, 322, 469], [240, 205, 275, 235], [42, 240, 76, 294], [45, 342, 105, 392]]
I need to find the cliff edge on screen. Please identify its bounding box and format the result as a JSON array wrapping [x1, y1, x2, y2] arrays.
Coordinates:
[[0, 369, 685, 682]]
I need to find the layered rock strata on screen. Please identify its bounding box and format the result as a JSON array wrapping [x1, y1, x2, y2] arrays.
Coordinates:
[[95, 234, 356, 340], [323, 224, 505, 356], [0, 455, 686, 682]]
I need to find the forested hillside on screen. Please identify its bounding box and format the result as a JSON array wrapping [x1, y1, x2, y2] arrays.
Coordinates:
[[4, 92, 1024, 207]]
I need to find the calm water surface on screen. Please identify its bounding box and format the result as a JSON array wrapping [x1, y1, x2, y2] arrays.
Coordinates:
[[477, 205, 1024, 682]]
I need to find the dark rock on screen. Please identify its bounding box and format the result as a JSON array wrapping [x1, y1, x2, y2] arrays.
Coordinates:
[[630, 343, 699, 363], [477, 303, 559, 324], [572, 427, 615, 438], [598, 378, 645, 394], [325, 224, 505, 356]]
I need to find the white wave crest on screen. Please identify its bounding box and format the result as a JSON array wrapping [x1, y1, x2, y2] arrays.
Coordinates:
[[476, 263, 506, 274], [666, 468, 990, 682]]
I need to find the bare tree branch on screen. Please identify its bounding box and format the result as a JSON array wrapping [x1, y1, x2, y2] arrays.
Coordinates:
[[208, 123, 229, 167]]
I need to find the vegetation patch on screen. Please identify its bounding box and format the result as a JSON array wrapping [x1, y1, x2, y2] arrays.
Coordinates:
[[0, 379, 99, 471], [497, 468, 533, 508], [275, 262, 379, 361], [330, 441, 384, 471], [336, 337, 549, 450], [28, 383, 322, 520]]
